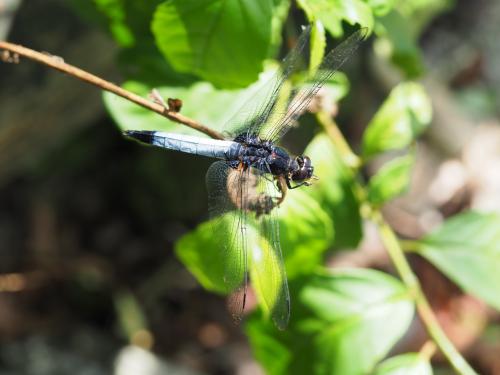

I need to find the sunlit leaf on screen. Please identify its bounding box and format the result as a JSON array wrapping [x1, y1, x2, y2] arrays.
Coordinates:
[[278, 189, 334, 279], [246, 269, 414, 375], [366, 0, 397, 16], [104, 66, 279, 135], [374, 353, 433, 375], [310, 20, 326, 74], [250, 229, 289, 328], [152, 0, 273, 88], [416, 211, 500, 311], [368, 154, 414, 205], [297, 0, 374, 37], [362, 82, 432, 158], [175, 214, 239, 294], [305, 133, 362, 248]]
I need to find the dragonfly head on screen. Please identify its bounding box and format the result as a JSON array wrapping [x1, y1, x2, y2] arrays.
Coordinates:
[[291, 155, 314, 183]]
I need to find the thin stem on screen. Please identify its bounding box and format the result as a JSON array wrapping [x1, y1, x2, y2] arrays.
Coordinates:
[[399, 239, 421, 252], [0, 41, 224, 140], [316, 111, 360, 169], [419, 341, 437, 362], [315, 112, 476, 374], [373, 211, 478, 375]]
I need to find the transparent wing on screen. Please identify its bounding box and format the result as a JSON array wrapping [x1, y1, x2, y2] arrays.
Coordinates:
[[220, 26, 312, 140], [261, 27, 369, 142], [251, 174, 290, 329], [206, 161, 249, 322], [206, 162, 290, 328]]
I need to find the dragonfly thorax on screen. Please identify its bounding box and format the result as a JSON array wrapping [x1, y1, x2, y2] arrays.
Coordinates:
[[230, 135, 314, 185]]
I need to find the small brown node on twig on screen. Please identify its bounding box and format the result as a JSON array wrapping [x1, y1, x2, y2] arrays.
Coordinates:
[[149, 89, 183, 113], [1, 50, 19, 63], [167, 98, 182, 112]]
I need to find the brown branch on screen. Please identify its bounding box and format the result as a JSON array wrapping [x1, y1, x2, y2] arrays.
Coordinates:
[[0, 41, 225, 140]]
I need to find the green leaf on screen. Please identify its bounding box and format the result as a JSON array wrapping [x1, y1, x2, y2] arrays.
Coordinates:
[[362, 82, 432, 158], [278, 189, 334, 279], [152, 0, 274, 88], [297, 0, 374, 37], [174, 215, 237, 294], [174, 189, 333, 311], [88, 0, 164, 46], [93, 0, 135, 46], [374, 10, 424, 78], [310, 20, 326, 74], [374, 353, 433, 375], [417, 211, 500, 311], [246, 269, 415, 375], [368, 154, 414, 205], [104, 66, 279, 135], [269, 0, 292, 55], [305, 133, 362, 248], [365, 0, 397, 16]]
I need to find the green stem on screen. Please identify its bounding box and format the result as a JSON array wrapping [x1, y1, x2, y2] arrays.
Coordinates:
[[316, 111, 360, 169], [316, 113, 476, 374], [399, 239, 421, 252], [373, 211, 478, 375]]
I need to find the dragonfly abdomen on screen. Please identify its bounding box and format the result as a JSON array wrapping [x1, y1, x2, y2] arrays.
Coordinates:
[[125, 131, 239, 160]]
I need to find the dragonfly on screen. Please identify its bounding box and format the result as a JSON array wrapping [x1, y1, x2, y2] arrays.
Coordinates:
[[124, 26, 367, 329]]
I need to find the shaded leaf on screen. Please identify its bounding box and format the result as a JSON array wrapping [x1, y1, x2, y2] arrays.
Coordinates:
[[362, 82, 432, 158], [368, 154, 414, 205], [374, 353, 433, 375], [246, 269, 414, 375], [374, 10, 424, 78], [417, 211, 500, 311], [152, 0, 274, 88]]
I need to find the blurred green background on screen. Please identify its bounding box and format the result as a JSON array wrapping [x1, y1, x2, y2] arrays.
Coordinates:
[[1, 0, 500, 374]]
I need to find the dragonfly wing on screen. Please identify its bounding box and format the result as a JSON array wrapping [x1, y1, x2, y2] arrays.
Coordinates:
[[250, 170, 290, 329], [220, 27, 312, 140], [263, 27, 369, 142], [206, 161, 250, 322]]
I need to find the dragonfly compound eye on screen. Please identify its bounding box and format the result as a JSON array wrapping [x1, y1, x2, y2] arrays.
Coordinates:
[[291, 156, 314, 181]]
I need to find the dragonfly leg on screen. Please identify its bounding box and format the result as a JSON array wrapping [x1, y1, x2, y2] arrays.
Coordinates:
[[276, 175, 288, 205], [288, 181, 311, 189]]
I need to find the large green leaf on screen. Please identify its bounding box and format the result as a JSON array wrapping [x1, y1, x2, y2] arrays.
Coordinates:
[[305, 133, 362, 248], [104, 66, 278, 135], [152, 0, 273, 88], [416, 211, 500, 311], [174, 185, 334, 323], [174, 214, 241, 294], [246, 269, 414, 375], [368, 154, 414, 205], [374, 353, 433, 375], [362, 82, 432, 158], [297, 0, 374, 37]]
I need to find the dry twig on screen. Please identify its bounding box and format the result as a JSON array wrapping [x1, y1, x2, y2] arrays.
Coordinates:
[[0, 41, 224, 140]]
